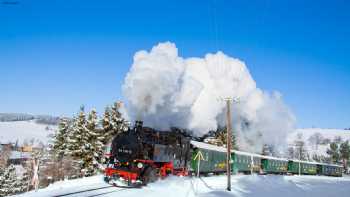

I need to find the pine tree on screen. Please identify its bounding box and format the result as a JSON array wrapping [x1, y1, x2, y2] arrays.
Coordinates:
[[327, 142, 340, 163], [20, 170, 30, 192], [85, 109, 102, 175], [0, 165, 18, 196], [53, 118, 70, 159], [103, 102, 128, 143], [0, 167, 5, 197], [212, 126, 239, 150], [67, 108, 90, 176], [101, 106, 112, 142], [340, 141, 350, 171], [67, 107, 102, 177]]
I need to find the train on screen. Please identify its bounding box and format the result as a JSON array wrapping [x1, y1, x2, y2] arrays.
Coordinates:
[[104, 121, 343, 187]]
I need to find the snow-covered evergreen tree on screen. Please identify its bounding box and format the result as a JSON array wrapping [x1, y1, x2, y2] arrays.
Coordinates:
[[210, 126, 239, 150], [84, 109, 102, 175], [101, 106, 112, 143], [67, 108, 90, 176], [53, 118, 70, 159], [0, 165, 19, 196], [340, 141, 350, 171], [0, 167, 5, 197], [66, 107, 106, 177], [103, 102, 128, 143], [20, 170, 30, 192], [327, 142, 340, 163]]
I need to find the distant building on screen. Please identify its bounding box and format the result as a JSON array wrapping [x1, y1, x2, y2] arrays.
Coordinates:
[[21, 145, 33, 152], [1, 143, 14, 150], [8, 151, 31, 165]]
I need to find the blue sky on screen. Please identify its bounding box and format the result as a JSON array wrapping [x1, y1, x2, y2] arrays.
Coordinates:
[[0, 0, 349, 128]]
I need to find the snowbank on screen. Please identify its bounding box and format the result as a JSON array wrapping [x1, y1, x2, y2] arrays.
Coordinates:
[[15, 174, 350, 197]]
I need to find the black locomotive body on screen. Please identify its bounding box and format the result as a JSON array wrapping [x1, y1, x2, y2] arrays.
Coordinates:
[[105, 121, 191, 185]]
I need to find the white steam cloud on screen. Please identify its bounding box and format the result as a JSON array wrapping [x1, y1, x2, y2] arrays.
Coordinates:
[[122, 42, 295, 153]]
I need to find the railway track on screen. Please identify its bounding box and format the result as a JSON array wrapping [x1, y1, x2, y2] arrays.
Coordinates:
[[53, 185, 127, 197]]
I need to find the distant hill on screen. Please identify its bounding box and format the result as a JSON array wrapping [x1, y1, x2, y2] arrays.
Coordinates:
[[0, 113, 61, 145], [0, 113, 60, 125]]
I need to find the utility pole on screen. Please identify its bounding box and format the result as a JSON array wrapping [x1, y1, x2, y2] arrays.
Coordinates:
[[225, 99, 232, 191], [218, 97, 238, 191], [298, 141, 301, 176]]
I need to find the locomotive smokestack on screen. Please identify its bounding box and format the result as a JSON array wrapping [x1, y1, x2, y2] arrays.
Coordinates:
[[134, 120, 143, 132]]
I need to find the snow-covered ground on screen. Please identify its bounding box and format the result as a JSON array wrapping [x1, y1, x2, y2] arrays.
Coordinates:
[[16, 174, 350, 197], [0, 120, 56, 145]]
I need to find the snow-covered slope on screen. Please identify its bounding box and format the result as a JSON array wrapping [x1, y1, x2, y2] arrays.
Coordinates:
[[289, 128, 350, 142], [288, 128, 350, 157], [16, 174, 350, 197], [0, 120, 56, 145]]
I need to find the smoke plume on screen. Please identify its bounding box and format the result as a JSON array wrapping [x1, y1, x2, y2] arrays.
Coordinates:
[[122, 42, 295, 153]]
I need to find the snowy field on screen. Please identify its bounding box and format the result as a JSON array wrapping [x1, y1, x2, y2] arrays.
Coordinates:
[[0, 120, 56, 144], [16, 174, 350, 197]]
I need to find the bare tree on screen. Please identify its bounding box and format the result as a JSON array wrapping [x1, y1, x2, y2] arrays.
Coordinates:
[[334, 136, 343, 144], [294, 133, 308, 160], [0, 145, 11, 168], [308, 132, 324, 150]]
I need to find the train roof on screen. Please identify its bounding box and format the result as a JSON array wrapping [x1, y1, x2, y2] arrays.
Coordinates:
[[190, 140, 227, 152], [290, 159, 343, 168], [233, 150, 289, 161], [190, 141, 288, 161], [190, 140, 343, 167]]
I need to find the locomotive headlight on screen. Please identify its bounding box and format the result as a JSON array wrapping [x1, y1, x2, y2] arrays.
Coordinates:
[[137, 162, 143, 169]]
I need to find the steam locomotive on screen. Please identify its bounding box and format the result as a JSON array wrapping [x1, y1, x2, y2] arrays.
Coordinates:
[[104, 121, 192, 186], [104, 121, 343, 187]]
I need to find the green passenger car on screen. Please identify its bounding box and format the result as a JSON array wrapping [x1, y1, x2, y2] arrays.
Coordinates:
[[321, 164, 343, 177], [231, 152, 251, 173], [287, 160, 318, 175], [231, 151, 262, 174], [190, 141, 227, 174], [261, 157, 288, 174]]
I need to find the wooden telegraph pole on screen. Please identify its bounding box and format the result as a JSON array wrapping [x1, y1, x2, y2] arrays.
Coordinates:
[[225, 98, 233, 191], [218, 97, 238, 191]]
